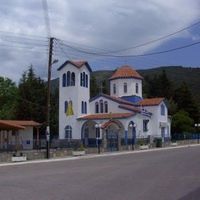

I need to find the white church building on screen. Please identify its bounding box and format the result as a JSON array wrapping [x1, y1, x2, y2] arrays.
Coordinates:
[[58, 60, 171, 151]]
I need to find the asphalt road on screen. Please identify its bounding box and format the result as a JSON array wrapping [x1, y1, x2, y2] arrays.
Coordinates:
[[0, 146, 200, 200]]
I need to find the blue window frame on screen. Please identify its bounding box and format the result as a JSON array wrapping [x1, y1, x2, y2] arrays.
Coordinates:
[[136, 83, 139, 94], [67, 71, 71, 86], [62, 73, 66, 87], [80, 73, 83, 86], [104, 101, 108, 113], [86, 74, 88, 88], [64, 101, 68, 113], [124, 82, 127, 93], [113, 84, 116, 94], [85, 102, 87, 114], [65, 125, 72, 139], [83, 72, 86, 87], [100, 100, 104, 113], [95, 102, 99, 113], [71, 72, 75, 86]]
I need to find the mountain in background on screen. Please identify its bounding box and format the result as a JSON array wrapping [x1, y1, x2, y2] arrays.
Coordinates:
[[51, 66, 200, 102]]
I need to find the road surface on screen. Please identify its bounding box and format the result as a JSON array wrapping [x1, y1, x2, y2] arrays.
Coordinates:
[[0, 146, 200, 200]]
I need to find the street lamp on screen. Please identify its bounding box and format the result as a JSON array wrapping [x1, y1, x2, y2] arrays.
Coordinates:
[[129, 123, 136, 150], [194, 123, 200, 144], [95, 123, 101, 154]]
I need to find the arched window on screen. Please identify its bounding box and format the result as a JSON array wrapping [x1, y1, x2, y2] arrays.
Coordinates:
[[104, 101, 108, 113], [161, 104, 165, 116], [85, 102, 87, 114], [64, 101, 68, 113], [83, 72, 86, 87], [80, 73, 83, 86], [86, 74, 88, 88], [113, 84, 116, 94], [100, 100, 104, 113], [65, 125, 72, 139], [95, 102, 99, 113], [67, 71, 71, 86], [81, 101, 84, 114], [71, 72, 75, 86], [124, 82, 127, 93], [136, 83, 139, 94], [62, 73, 66, 87]]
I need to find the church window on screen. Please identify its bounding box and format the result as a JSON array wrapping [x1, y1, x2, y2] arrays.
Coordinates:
[[71, 72, 75, 86], [113, 84, 116, 94], [62, 73, 66, 87], [67, 71, 71, 86], [124, 82, 127, 93], [86, 74, 88, 88], [64, 101, 68, 113], [161, 104, 165, 116], [95, 102, 99, 113], [100, 100, 104, 113], [143, 120, 149, 132], [104, 101, 108, 113], [136, 83, 139, 94], [81, 101, 84, 114], [83, 72, 86, 87], [85, 102, 87, 114], [80, 73, 83, 86], [65, 125, 72, 139]]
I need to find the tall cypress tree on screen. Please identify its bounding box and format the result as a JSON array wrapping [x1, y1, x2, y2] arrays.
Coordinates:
[[16, 66, 47, 123]]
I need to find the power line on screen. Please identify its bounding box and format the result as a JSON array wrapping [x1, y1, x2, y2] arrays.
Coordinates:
[[55, 38, 200, 58]]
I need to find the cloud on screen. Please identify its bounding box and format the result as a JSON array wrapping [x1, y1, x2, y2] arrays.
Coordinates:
[[0, 0, 199, 82]]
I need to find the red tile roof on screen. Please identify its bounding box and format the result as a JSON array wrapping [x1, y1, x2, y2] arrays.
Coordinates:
[[109, 65, 143, 80], [78, 112, 135, 120], [138, 98, 164, 106], [57, 60, 92, 72], [0, 120, 41, 131]]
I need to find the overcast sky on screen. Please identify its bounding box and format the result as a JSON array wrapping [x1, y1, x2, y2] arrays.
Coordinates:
[[0, 0, 200, 82]]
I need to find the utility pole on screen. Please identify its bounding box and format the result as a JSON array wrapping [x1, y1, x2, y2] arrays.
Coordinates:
[[46, 37, 54, 159]]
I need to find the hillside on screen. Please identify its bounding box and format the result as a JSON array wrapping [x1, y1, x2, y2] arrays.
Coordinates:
[[51, 66, 200, 102]]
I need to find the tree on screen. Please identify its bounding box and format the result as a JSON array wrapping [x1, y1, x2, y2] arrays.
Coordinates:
[[173, 82, 199, 122], [16, 66, 47, 123], [172, 110, 194, 134], [0, 77, 18, 119], [90, 75, 99, 97]]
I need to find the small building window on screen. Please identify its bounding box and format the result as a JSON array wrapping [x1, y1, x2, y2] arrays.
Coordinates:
[[136, 83, 139, 94], [104, 101, 108, 113], [161, 127, 165, 138], [67, 71, 71, 86], [80, 73, 83, 86], [83, 72, 86, 87], [64, 101, 68, 113], [65, 125, 72, 139], [143, 120, 149, 132], [100, 100, 104, 113], [86, 74, 88, 88], [95, 102, 99, 113], [113, 84, 116, 94], [71, 72, 75, 86], [85, 102, 87, 114], [124, 82, 127, 93], [81, 101, 84, 114], [161, 104, 165, 116], [62, 73, 66, 87]]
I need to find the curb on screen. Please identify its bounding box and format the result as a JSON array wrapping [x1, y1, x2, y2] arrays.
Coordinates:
[[0, 143, 200, 167]]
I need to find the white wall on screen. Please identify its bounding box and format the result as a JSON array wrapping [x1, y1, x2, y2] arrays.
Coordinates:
[[90, 96, 129, 114], [110, 78, 142, 97], [58, 63, 90, 139], [19, 127, 33, 149]]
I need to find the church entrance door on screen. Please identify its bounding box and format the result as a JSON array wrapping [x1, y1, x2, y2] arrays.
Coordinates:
[[107, 130, 118, 151]]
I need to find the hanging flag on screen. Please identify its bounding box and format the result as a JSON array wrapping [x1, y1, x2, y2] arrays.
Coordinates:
[[66, 100, 74, 116]]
